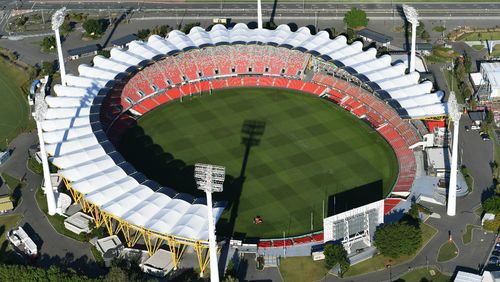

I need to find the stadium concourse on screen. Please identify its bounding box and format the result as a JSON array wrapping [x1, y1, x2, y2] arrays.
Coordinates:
[[39, 23, 447, 272]]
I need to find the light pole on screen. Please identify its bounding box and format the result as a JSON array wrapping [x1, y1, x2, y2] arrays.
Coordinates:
[[51, 7, 67, 86], [195, 163, 225, 282], [447, 92, 461, 216], [257, 0, 263, 29], [403, 5, 419, 73], [34, 92, 57, 216]]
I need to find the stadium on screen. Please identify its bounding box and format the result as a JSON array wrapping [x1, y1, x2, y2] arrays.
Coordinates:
[[40, 23, 447, 273]]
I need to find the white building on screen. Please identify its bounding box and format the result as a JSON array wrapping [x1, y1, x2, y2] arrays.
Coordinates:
[[140, 249, 175, 277], [64, 212, 93, 234], [96, 235, 124, 267], [426, 147, 451, 177], [480, 62, 500, 101]]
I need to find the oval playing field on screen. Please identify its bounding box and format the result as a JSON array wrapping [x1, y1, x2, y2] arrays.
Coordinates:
[[118, 87, 398, 238]]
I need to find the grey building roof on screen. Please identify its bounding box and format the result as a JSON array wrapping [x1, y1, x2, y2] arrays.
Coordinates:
[[403, 42, 433, 51], [468, 111, 486, 121], [111, 34, 139, 46], [358, 29, 393, 44], [67, 44, 101, 56]]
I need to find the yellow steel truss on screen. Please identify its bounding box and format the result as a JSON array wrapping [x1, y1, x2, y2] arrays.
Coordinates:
[[62, 178, 212, 274]]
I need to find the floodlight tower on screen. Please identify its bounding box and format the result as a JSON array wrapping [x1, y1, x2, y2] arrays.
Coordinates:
[[34, 92, 57, 216], [403, 5, 419, 73], [257, 0, 263, 29], [52, 7, 67, 86], [195, 163, 225, 282], [447, 92, 461, 217]]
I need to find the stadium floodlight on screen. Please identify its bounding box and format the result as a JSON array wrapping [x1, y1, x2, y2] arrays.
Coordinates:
[[447, 92, 461, 216], [51, 7, 67, 86], [34, 92, 57, 216], [195, 163, 225, 281], [257, 0, 263, 29], [403, 5, 419, 73]]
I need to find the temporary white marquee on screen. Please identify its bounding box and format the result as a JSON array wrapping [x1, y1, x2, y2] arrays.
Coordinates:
[[42, 23, 447, 242]]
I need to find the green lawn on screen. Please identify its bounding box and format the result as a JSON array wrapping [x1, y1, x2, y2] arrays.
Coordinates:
[[345, 223, 437, 277], [491, 45, 500, 57], [459, 31, 500, 41], [35, 186, 102, 242], [472, 45, 485, 51], [279, 256, 330, 281], [0, 213, 22, 245], [437, 241, 458, 262], [462, 224, 481, 245], [119, 88, 398, 238], [0, 213, 24, 263], [395, 267, 450, 282], [1, 173, 22, 192], [0, 59, 31, 150]]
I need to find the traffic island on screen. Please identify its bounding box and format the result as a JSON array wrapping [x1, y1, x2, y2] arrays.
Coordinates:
[[437, 240, 458, 262]]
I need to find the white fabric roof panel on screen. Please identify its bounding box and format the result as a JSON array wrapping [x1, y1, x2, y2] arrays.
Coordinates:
[[128, 41, 163, 59], [45, 107, 90, 120], [93, 56, 131, 73], [395, 93, 443, 109], [70, 167, 129, 194], [51, 145, 107, 169], [43, 125, 94, 144], [110, 48, 149, 66], [385, 81, 433, 100], [168, 30, 196, 50], [78, 65, 120, 81], [45, 135, 98, 157], [41, 116, 90, 132], [42, 24, 449, 242], [45, 96, 93, 108], [101, 185, 154, 217], [65, 74, 109, 88], [54, 84, 99, 98], [59, 156, 118, 182], [363, 62, 406, 82], [147, 35, 179, 54]]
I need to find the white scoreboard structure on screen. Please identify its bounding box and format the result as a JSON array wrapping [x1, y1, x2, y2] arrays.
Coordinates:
[[323, 199, 384, 254]]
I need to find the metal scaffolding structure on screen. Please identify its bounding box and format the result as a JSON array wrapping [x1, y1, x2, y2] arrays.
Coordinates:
[[62, 179, 212, 274]]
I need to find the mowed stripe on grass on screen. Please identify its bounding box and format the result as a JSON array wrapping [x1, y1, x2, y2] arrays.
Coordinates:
[[0, 60, 30, 149], [124, 87, 398, 238]]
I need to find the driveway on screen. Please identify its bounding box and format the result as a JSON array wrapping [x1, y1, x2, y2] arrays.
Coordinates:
[[0, 132, 104, 277]]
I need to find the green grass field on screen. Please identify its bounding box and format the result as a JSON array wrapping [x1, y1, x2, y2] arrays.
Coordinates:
[[0, 59, 31, 150], [119, 87, 398, 238]]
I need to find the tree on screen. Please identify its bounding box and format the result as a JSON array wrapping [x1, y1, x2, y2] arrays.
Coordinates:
[[464, 53, 473, 73], [323, 244, 350, 276], [483, 196, 500, 213], [40, 36, 56, 52], [181, 22, 200, 34], [374, 222, 422, 258], [421, 30, 430, 41], [83, 19, 104, 36], [60, 19, 74, 35], [40, 61, 56, 76], [136, 28, 150, 40], [152, 25, 172, 37], [264, 21, 277, 30], [343, 8, 368, 29], [407, 203, 420, 221]]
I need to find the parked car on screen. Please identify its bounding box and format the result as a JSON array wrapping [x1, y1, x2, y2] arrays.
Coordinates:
[[481, 133, 490, 141], [488, 256, 499, 265], [465, 125, 470, 131], [493, 251, 500, 257]]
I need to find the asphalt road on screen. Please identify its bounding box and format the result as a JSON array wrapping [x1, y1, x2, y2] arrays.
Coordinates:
[[0, 132, 104, 277]]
